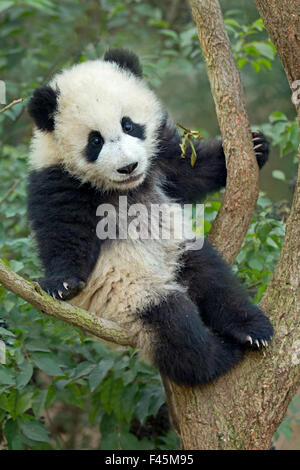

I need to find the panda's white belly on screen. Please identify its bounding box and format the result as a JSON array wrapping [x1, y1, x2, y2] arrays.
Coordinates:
[[70, 237, 185, 330]]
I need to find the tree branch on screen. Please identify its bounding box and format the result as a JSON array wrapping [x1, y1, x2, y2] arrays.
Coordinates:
[[0, 98, 24, 115], [190, 0, 259, 264], [0, 259, 135, 348]]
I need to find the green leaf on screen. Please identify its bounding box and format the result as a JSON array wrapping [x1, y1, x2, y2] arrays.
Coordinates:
[[248, 258, 264, 271], [31, 353, 64, 376], [9, 260, 24, 273], [120, 382, 138, 424], [0, 365, 15, 385], [101, 432, 119, 450], [89, 358, 114, 392], [119, 430, 154, 450], [32, 389, 47, 417], [237, 58, 247, 69], [25, 341, 51, 352], [16, 362, 34, 389], [100, 378, 123, 417], [272, 170, 286, 181], [4, 419, 23, 450], [251, 61, 261, 73], [16, 391, 33, 416], [269, 111, 288, 123], [0, 1, 14, 14], [0, 326, 15, 337], [224, 19, 240, 28], [45, 384, 56, 409], [160, 29, 178, 41], [20, 419, 50, 443], [267, 237, 279, 249], [252, 42, 275, 60], [258, 58, 272, 70]]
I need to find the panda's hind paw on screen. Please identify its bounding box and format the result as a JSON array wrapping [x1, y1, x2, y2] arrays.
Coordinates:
[[245, 335, 270, 349], [39, 277, 86, 301]]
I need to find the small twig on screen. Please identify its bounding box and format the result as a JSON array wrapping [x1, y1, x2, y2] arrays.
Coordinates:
[[0, 98, 24, 115], [0, 179, 22, 205], [177, 122, 203, 166]]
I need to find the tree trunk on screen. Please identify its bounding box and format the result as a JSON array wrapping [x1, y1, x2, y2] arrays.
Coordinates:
[[161, 0, 300, 449]]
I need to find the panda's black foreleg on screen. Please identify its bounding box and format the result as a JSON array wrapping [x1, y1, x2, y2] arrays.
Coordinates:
[[177, 241, 274, 348], [158, 125, 269, 203], [27, 166, 102, 300], [138, 292, 243, 386]]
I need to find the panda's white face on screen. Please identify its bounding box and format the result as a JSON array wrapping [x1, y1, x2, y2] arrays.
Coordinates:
[[29, 60, 163, 191]]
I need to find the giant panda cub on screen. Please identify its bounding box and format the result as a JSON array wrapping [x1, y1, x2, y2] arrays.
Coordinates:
[[27, 48, 273, 386]]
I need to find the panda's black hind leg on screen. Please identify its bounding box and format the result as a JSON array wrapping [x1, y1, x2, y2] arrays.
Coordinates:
[[138, 292, 243, 387], [178, 242, 274, 349]]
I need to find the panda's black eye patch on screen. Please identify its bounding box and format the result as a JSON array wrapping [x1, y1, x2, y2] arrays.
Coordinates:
[[85, 131, 104, 162], [121, 117, 145, 140]]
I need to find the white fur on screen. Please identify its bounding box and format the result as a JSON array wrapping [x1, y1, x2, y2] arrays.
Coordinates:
[[29, 60, 163, 191]]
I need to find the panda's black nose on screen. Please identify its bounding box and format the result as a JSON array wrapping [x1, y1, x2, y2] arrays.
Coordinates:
[[117, 162, 138, 175]]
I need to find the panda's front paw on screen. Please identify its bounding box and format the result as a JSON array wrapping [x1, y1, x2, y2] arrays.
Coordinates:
[[39, 277, 86, 301], [252, 131, 269, 169]]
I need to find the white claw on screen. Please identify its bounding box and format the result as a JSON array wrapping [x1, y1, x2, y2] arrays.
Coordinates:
[[265, 341, 268, 347], [252, 137, 261, 142], [63, 282, 69, 290], [254, 144, 263, 150], [256, 152, 263, 156], [52, 293, 56, 300], [246, 335, 253, 345], [58, 290, 63, 299], [255, 340, 260, 348]]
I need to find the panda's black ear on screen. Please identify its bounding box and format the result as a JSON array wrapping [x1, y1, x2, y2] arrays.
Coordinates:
[[103, 48, 143, 78], [28, 86, 58, 132]]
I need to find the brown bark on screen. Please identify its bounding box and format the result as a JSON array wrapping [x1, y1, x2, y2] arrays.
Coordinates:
[[160, 0, 300, 449], [254, 0, 300, 113]]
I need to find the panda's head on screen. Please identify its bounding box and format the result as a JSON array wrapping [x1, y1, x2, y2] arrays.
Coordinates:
[[28, 49, 164, 191]]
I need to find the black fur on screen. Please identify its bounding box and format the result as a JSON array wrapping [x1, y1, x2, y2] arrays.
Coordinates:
[[28, 86, 58, 132], [85, 131, 104, 162], [104, 48, 143, 78], [157, 118, 269, 203], [27, 165, 102, 299], [177, 242, 274, 346], [138, 292, 244, 386], [122, 116, 145, 140]]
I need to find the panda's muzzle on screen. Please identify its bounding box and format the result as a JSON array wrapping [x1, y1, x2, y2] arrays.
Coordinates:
[[111, 172, 143, 185], [117, 162, 138, 175]]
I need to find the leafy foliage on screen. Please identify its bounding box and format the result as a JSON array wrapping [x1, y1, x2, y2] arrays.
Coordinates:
[[224, 16, 276, 72], [260, 112, 299, 183]]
